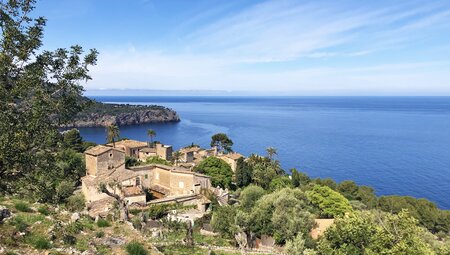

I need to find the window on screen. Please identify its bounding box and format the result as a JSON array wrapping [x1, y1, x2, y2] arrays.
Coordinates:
[[144, 174, 148, 179], [179, 181, 185, 188], [155, 172, 159, 180], [109, 153, 113, 158]]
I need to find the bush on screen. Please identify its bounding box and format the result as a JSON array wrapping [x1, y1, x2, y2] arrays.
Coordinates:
[[125, 241, 148, 255], [63, 235, 77, 245], [12, 217, 29, 232], [97, 218, 111, 228], [76, 238, 89, 252], [96, 231, 105, 238], [14, 201, 31, 212], [66, 193, 85, 212], [38, 205, 50, 215], [30, 235, 51, 249]]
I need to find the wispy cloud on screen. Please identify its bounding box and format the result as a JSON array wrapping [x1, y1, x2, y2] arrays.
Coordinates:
[[88, 0, 450, 94]]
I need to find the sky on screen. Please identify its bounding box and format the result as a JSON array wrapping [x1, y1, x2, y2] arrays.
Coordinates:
[[33, 0, 450, 96]]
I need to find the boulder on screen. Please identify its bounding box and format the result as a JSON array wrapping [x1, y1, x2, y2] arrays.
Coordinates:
[[70, 212, 80, 223], [0, 206, 11, 222]]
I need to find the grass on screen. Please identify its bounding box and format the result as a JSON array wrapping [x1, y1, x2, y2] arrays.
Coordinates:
[[76, 238, 89, 252], [14, 201, 32, 212], [97, 218, 111, 227], [125, 241, 149, 255], [37, 205, 50, 215], [95, 231, 105, 238], [28, 234, 52, 249]]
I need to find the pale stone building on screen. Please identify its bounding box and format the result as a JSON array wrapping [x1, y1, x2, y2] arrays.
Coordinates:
[[106, 139, 148, 158], [219, 153, 244, 172]]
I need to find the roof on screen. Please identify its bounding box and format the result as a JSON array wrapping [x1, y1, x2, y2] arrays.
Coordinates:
[[180, 147, 202, 153], [150, 184, 170, 195], [122, 186, 144, 197], [128, 164, 211, 179], [140, 147, 156, 153], [85, 145, 121, 156], [107, 139, 148, 148], [310, 219, 335, 239]]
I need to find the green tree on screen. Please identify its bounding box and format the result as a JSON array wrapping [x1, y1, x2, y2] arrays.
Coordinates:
[[147, 129, 156, 146], [62, 128, 84, 152], [317, 210, 435, 255], [247, 154, 282, 189], [285, 234, 306, 255], [239, 185, 265, 211], [269, 175, 293, 191], [172, 151, 183, 166], [306, 185, 352, 218], [291, 168, 311, 188], [210, 133, 233, 153], [211, 205, 237, 238], [266, 147, 277, 160], [235, 157, 252, 188], [106, 124, 120, 147], [0, 0, 97, 198], [195, 157, 233, 188]]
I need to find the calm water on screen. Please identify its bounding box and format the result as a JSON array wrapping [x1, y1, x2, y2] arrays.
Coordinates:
[[80, 96, 450, 209]]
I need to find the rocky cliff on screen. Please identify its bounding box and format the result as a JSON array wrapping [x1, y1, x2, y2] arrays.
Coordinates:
[[64, 100, 180, 127]]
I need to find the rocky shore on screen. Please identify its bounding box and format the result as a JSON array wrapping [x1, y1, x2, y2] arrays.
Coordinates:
[[64, 101, 180, 127]]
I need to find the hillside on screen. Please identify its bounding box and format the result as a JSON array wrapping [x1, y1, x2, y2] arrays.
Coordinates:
[[64, 99, 180, 127]]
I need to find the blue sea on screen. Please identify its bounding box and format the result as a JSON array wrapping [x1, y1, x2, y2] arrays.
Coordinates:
[[79, 96, 450, 209]]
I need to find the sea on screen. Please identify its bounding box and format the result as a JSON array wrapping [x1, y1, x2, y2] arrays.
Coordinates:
[[78, 96, 450, 209]]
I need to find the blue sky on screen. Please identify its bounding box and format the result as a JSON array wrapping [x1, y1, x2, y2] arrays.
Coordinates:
[[34, 0, 450, 95]]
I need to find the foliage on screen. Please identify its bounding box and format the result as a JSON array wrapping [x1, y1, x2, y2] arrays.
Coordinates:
[[317, 210, 435, 255], [66, 193, 86, 212], [235, 157, 252, 188], [28, 234, 52, 249], [106, 124, 120, 146], [195, 157, 233, 188], [337, 180, 377, 208], [126, 156, 141, 168], [285, 234, 306, 255], [145, 156, 172, 166], [239, 185, 265, 211], [211, 205, 238, 238], [96, 218, 111, 227], [291, 168, 311, 188], [37, 205, 50, 215], [247, 154, 282, 189], [14, 201, 32, 212], [0, 0, 98, 200], [378, 195, 450, 233], [269, 175, 293, 191], [125, 241, 148, 255], [248, 188, 315, 244], [306, 185, 352, 218], [210, 133, 234, 153]]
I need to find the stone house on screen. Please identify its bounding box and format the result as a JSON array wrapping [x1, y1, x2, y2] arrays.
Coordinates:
[[106, 139, 148, 158], [219, 152, 244, 172], [82, 145, 211, 213]]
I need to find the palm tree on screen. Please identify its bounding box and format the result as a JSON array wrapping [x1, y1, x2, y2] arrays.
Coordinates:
[[266, 147, 278, 160], [147, 129, 156, 147], [106, 124, 120, 147], [172, 151, 183, 167]]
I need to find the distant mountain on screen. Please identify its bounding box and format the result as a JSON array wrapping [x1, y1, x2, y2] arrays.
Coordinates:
[[63, 98, 180, 127]]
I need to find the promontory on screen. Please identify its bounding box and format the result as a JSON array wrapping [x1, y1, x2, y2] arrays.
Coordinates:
[[64, 99, 180, 127]]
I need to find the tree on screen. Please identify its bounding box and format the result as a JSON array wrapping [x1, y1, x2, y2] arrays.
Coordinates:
[[285, 234, 306, 255], [106, 124, 120, 147], [266, 147, 278, 160], [62, 128, 84, 152], [291, 168, 311, 188], [172, 151, 183, 166], [0, 0, 98, 199], [195, 157, 233, 188], [239, 185, 265, 211], [211, 205, 237, 238], [210, 133, 233, 153], [306, 185, 352, 218], [269, 176, 293, 191], [147, 129, 156, 147], [317, 210, 435, 255], [248, 155, 281, 189], [98, 181, 129, 221], [235, 157, 252, 188]]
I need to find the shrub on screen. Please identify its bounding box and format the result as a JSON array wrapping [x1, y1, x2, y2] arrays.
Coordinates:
[[125, 241, 148, 255], [30, 235, 51, 249], [14, 201, 31, 212], [63, 235, 77, 245], [97, 219, 111, 228], [76, 238, 89, 252], [38, 205, 50, 215], [95, 231, 105, 238], [66, 193, 85, 212], [12, 217, 29, 232], [65, 221, 84, 235]]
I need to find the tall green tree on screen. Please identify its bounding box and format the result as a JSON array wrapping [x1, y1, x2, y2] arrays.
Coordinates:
[[266, 147, 277, 160], [306, 185, 352, 218], [210, 133, 233, 153], [0, 0, 97, 199], [147, 128, 156, 146], [195, 157, 233, 188], [106, 124, 120, 147], [235, 157, 252, 188]]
